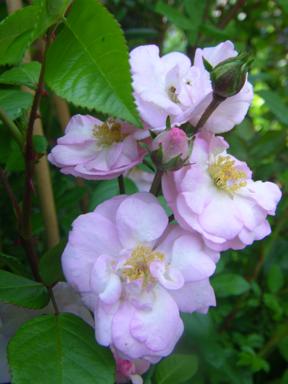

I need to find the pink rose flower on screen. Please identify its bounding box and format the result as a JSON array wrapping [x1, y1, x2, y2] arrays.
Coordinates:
[[62, 193, 217, 361], [190, 40, 254, 133], [48, 115, 145, 180], [130, 45, 201, 131], [113, 349, 150, 384], [163, 132, 282, 251]]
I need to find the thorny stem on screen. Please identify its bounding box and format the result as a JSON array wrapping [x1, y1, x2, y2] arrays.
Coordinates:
[[20, 31, 53, 281], [149, 170, 163, 196], [0, 107, 23, 150], [5, 0, 58, 312], [195, 93, 226, 130], [118, 175, 125, 194]]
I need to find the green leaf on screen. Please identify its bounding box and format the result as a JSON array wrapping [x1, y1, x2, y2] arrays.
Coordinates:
[[257, 90, 288, 125], [184, 0, 207, 44], [0, 6, 39, 65], [33, 134, 48, 154], [39, 240, 66, 285], [6, 140, 25, 171], [46, 0, 141, 126], [42, 0, 72, 19], [212, 273, 250, 298], [237, 347, 269, 373], [155, 1, 193, 31], [8, 313, 115, 384], [0, 89, 33, 120], [154, 354, 198, 384], [277, 0, 288, 14], [0, 1, 71, 66], [0, 270, 49, 308], [279, 336, 288, 362], [267, 264, 284, 293], [0, 62, 41, 89], [89, 178, 138, 210], [0, 251, 28, 276]]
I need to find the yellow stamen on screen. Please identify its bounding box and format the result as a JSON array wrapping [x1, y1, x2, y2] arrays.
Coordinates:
[[168, 86, 180, 104], [208, 155, 247, 195], [93, 118, 123, 146], [122, 245, 164, 286]]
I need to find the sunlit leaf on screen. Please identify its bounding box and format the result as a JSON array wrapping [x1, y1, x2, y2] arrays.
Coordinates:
[[46, 0, 141, 126]]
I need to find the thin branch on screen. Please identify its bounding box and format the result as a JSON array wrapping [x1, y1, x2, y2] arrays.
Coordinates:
[[48, 286, 59, 315], [20, 32, 54, 281], [118, 175, 125, 194], [149, 170, 163, 196], [195, 93, 226, 130], [0, 108, 23, 150], [21, 32, 52, 241]]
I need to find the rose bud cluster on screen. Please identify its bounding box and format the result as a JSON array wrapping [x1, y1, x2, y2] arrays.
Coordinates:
[[48, 40, 282, 383]]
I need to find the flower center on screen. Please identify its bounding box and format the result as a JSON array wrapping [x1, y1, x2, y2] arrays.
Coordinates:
[[93, 118, 123, 146], [167, 86, 180, 104], [121, 245, 164, 286], [208, 155, 247, 194]]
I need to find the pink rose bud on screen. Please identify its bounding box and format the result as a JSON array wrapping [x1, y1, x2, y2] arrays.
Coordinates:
[[151, 127, 190, 171]]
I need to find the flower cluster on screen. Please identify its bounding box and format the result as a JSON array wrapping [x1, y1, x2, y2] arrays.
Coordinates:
[[49, 41, 282, 383]]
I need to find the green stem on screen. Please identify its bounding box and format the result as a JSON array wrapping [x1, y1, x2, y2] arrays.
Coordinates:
[[118, 175, 125, 194], [149, 170, 163, 196], [195, 93, 226, 130], [0, 107, 23, 149]]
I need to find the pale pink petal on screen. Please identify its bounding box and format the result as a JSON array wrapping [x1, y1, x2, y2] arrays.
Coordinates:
[[194, 40, 237, 68], [170, 234, 216, 281], [199, 194, 243, 239], [49, 142, 96, 166], [95, 302, 119, 346], [170, 279, 216, 313], [111, 302, 152, 359], [149, 261, 184, 290], [116, 193, 168, 249], [130, 288, 183, 355], [58, 114, 98, 144], [243, 180, 282, 214]]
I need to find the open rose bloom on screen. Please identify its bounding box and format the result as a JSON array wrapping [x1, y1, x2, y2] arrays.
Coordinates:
[[190, 41, 253, 133], [62, 193, 217, 361], [163, 132, 282, 251], [130, 40, 253, 134], [48, 115, 145, 180]]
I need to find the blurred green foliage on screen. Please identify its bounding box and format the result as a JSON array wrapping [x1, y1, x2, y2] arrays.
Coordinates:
[[0, 0, 287, 383]]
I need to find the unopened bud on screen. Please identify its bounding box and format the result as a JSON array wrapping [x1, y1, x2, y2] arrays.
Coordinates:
[[151, 127, 190, 171], [204, 52, 252, 98]]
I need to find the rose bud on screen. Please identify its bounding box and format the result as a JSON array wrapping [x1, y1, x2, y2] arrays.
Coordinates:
[[204, 52, 253, 99], [151, 127, 191, 171]]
